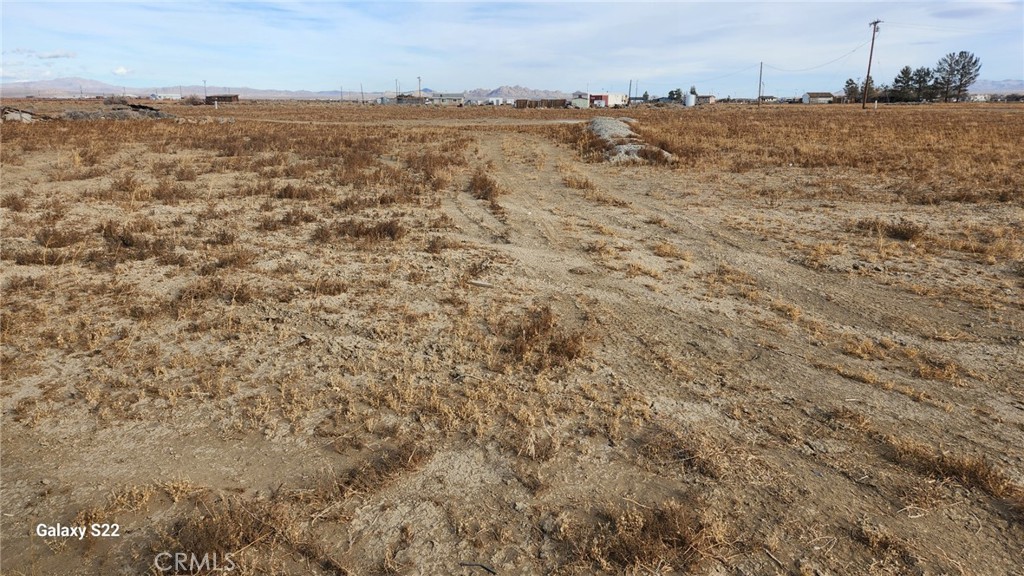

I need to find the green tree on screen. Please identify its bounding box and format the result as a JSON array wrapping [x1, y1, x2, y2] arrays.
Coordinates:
[[934, 51, 982, 102], [689, 85, 698, 95], [911, 67, 934, 100], [865, 75, 877, 102], [642, 90, 649, 102], [844, 78, 860, 102], [892, 66, 914, 101], [667, 88, 682, 101]]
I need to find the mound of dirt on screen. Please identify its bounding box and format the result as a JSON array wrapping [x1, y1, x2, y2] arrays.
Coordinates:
[[588, 117, 673, 164]]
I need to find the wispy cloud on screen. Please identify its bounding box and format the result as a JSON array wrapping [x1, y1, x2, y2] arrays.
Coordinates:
[[113, 66, 131, 76], [38, 50, 76, 59]]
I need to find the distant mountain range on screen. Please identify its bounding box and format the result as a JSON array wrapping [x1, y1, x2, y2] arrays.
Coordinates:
[[970, 79, 1024, 94], [464, 85, 570, 100], [2, 76, 1020, 100], [0, 77, 575, 101]]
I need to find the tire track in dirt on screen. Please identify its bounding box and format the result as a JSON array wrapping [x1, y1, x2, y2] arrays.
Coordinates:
[[438, 125, 1023, 574]]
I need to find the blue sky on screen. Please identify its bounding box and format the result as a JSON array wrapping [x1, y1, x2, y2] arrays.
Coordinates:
[[2, 1, 1021, 97]]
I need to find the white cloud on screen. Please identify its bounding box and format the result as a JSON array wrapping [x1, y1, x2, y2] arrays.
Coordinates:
[[38, 51, 76, 59], [113, 66, 131, 76]]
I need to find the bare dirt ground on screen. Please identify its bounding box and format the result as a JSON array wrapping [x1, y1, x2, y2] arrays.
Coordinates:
[[2, 100, 1022, 575]]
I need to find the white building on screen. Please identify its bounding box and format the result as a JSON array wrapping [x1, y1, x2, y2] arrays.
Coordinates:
[[430, 93, 465, 106], [802, 92, 834, 104]]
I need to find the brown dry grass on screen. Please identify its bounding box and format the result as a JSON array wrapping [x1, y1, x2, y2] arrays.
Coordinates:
[[2, 100, 1022, 576]]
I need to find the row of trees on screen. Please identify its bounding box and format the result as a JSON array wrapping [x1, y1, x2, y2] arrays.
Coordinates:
[[844, 51, 982, 103], [666, 86, 699, 101]]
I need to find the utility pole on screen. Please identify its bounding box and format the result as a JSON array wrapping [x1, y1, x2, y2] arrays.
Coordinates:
[[360, 83, 365, 104], [628, 79, 632, 106], [862, 19, 882, 109], [203, 80, 207, 99], [395, 79, 400, 100], [417, 76, 421, 99], [757, 61, 763, 107], [340, 85, 343, 103]]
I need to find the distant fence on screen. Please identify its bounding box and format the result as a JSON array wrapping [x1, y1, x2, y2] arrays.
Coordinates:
[[205, 94, 239, 105], [514, 99, 569, 109]]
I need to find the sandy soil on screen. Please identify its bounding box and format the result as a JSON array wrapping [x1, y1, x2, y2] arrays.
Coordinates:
[[1, 100, 1022, 575]]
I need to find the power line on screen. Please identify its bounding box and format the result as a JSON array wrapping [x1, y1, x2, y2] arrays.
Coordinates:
[[690, 63, 760, 85], [764, 40, 870, 72], [884, 21, 985, 34]]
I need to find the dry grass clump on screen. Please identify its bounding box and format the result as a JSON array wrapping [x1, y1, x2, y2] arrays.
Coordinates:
[[34, 226, 87, 249], [275, 181, 324, 201], [652, 241, 691, 261], [425, 235, 457, 254], [1, 192, 29, 212], [155, 494, 299, 572], [563, 173, 597, 190], [468, 169, 502, 201], [853, 217, 927, 241], [151, 178, 194, 204], [499, 305, 589, 371], [635, 423, 726, 479], [881, 435, 1023, 507], [551, 500, 724, 573], [332, 189, 417, 214], [312, 218, 407, 244], [177, 276, 263, 308], [323, 442, 432, 499], [853, 521, 917, 568], [556, 122, 613, 162], [87, 219, 180, 268]]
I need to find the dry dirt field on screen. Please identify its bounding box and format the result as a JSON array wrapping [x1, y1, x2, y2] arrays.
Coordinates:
[[1, 100, 1022, 575]]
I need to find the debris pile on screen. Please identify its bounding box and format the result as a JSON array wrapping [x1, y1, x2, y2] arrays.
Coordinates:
[[588, 117, 674, 164], [63, 103, 175, 121], [1, 107, 48, 123]]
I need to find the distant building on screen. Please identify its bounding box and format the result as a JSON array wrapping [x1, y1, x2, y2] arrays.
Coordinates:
[[149, 93, 181, 100], [205, 94, 239, 104], [430, 93, 465, 106], [514, 99, 568, 109], [589, 93, 628, 108], [396, 94, 427, 105], [696, 94, 716, 105], [801, 92, 834, 104], [571, 98, 590, 109]]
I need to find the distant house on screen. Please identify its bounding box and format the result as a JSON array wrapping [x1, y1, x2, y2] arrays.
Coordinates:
[[150, 93, 181, 101], [696, 94, 716, 105], [205, 94, 238, 105], [801, 92, 834, 104], [430, 92, 465, 106], [396, 94, 427, 105], [589, 93, 628, 108]]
